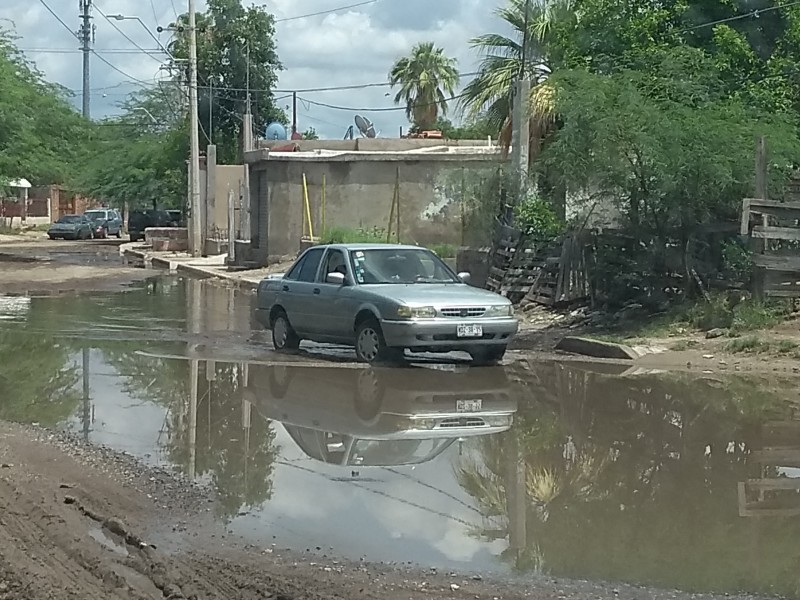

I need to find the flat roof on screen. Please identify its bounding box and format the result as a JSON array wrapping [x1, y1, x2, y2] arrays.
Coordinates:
[[244, 146, 505, 164]]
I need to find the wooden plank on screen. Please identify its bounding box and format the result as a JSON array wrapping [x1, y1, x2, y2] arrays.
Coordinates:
[[751, 225, 800, 241], [744, 198, 800, 210], [745, 478, 800, 491], [752, 254, 800, 271], [765, 289, 800, 298], [741, 198, 751, 235]]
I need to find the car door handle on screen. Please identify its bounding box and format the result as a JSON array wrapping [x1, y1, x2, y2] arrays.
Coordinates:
[[282, 285, 290, 292], [313, 288, 321, 295]]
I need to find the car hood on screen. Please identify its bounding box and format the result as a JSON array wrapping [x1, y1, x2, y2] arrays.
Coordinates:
[[360, 283, 509, 306], [50, 223, 79, 229]]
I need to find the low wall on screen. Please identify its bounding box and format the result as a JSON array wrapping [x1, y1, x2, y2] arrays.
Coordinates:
[[146, 227, 188, 252], [249, 158, 501, 261]]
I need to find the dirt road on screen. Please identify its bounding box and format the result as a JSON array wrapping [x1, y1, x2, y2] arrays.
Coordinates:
[[0, 237, 148, 294], [0, 420, 771, 600]]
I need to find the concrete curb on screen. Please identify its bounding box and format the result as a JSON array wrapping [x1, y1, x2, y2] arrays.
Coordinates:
[[120, 244, 261, 291]]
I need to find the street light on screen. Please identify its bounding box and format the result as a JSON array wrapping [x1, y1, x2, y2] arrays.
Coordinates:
[[107, 14, 173, 57]]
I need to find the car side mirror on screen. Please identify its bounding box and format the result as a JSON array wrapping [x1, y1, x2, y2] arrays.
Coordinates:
[[458, 271, 471, 284], [326, 272, 346, 285]]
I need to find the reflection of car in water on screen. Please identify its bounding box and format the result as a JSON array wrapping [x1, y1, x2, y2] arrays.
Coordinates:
[[242, 364, 517, 467]]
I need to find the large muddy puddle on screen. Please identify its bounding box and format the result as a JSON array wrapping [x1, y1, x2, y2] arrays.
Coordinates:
[[1, 276, 800, 597]]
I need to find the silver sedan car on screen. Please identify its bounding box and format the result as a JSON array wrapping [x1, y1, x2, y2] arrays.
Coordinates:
[[255, 243, 518, 364]]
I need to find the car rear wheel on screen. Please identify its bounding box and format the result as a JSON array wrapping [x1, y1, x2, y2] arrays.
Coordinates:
[[469, 346, 507, 366], [271, 311, 300, 352]]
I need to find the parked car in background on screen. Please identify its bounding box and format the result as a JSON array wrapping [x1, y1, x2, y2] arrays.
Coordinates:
[[127, 209, 179, 242], [47, 215, 93, 240], [256, 243, 518, 365], [84, 208, 123, 238]]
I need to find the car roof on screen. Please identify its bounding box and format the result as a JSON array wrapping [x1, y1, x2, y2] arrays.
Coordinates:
[[319, 243, 428, 251]]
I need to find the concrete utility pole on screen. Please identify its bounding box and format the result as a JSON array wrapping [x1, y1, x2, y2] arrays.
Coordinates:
[[510, 0, 532, 202], [188, 0, 202, 257], [79, 0, 93, 118]]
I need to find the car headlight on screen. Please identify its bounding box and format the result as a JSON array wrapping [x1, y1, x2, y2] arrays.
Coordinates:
[[396, 305, 437, 319], [486, 304, 514, 317]]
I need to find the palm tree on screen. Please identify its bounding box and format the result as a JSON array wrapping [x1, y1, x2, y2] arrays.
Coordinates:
[[389, 42, 460, 131], [460, 0, 575, 159]]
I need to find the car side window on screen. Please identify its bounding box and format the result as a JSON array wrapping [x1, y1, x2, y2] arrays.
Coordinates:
[[321, 250, 347, 282], [296, 248, 324, 282], [284, 255, 306, 281]]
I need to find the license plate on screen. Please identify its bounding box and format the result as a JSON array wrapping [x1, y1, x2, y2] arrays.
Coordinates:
[[457, 399, 483, 413], [457, 324, 483, 338]]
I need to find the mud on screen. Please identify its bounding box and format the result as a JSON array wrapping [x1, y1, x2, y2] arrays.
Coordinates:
[[0, 238, 149, 294]]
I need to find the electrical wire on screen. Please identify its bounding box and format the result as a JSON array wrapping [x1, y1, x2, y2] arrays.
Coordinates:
[[297, 88, 480, 113], [195, 71, 481, 94], [20, 48, 165, 54], [94, 5, 163, 64], [677, 0, 800, 33], [36, 0, 153, 87], [275, 0, 381, 23]]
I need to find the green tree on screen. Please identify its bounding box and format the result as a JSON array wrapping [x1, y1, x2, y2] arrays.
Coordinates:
[[0, 30, 91, 185], [169, 0, 286, 162], [301, 127, 319, 140], [460, 0, 574, 136], [389, 41, 460, 131]]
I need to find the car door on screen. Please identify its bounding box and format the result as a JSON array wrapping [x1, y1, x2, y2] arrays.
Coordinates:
[[281, 247, 324, 337], [109, 209, 121, 234], [312, 248, 359, 340]]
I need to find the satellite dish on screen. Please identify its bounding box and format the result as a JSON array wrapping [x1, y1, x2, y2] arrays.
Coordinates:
[[354, 114, 377, 138], [265, 122, 288, 140]]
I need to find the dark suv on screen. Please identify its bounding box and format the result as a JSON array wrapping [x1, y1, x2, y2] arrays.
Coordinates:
[[128, 209, 182, 242]]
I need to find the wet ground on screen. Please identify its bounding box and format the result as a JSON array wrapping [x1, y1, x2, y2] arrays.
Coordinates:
[[2, 274, 800, 599]]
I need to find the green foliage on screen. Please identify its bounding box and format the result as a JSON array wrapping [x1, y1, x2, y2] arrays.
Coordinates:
[[0, 31, 91, 185], [429, 243, 457, 258], [721, 239, 753, 282], [320, 226, 387, 244], [301, 127, 319, 140], [389, 42, 460, 130], [515, 193, 563, 240], [169, 0, 286, 162]]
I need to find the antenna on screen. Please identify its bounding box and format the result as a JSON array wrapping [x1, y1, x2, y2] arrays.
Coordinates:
[[354, 115, 377, 138]]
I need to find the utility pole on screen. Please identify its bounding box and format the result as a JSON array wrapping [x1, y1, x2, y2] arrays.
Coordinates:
[[79, 0, 93, 118], [291, 91, 298, 139], [188, 0, 202, 257], [510, 0, 532, 204]]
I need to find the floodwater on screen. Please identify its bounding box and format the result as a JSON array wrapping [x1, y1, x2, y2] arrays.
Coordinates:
[[2, 276, 800, 597]]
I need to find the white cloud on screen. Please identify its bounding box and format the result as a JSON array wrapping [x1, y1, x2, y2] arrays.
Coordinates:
[[0, 0, 513, 138]]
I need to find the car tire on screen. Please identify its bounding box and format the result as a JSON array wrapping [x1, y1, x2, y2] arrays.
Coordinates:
[[48, 235, 55, 240], [469, 346, 507, 366], [115, 229, 121, 239], [355, 318, 402, 364], [354, 368, 386, 421], [271, 310, 301, 352]]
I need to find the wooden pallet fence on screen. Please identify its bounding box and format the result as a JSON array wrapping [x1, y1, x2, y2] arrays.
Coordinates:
[[741, 198, 800, 299]]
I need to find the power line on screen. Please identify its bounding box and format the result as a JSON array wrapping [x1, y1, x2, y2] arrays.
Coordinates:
[[20, 48, 164, 54], [94, 5, 164, 64], [298, 88, 478, 113], [37, 0, 158, 89], [677, 0, 800, 33], [197, 71, 481, 94], [275, 0, 381, 23]]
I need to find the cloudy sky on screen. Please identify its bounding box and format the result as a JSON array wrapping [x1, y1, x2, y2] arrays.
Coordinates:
[[0, 0, 512, 139]]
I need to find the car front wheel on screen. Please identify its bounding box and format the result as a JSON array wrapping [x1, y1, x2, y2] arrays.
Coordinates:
[[355, 319, 402, 364], [271, 311, 300, 352], [469, 346, 507, 366]]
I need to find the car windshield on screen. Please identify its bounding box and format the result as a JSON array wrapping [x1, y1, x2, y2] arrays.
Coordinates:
[[84, 211, 105, 220], [349, 248, 459, 284], [57, 216, 82, 224]]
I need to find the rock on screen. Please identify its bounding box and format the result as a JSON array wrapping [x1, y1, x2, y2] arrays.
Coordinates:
[[63, 495, 76, 505], [706, 328, 725, 339], [1, 463, 12, 468], [702, 354, 715, 359], [555, 337, 639, 360], [450, 583, 461, 591], [104, 517, 128, 538]]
